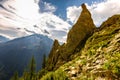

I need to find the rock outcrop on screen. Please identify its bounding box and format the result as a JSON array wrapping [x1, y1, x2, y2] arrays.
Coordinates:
[[60, 15, 120, 80], [42, 14, 120, 80], [46, 3, 96, 71], [66, 3, 96, 56], [100, 14, 120, 30], [46, 39, 60, 70]]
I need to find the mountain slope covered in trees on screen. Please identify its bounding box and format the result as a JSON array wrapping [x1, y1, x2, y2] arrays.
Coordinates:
[[0, 34, 53, 80]]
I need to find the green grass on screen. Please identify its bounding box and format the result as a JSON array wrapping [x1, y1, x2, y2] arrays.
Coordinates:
[[41, 69, 69, 80]]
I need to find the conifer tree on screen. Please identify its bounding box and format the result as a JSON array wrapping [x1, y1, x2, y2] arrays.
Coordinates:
[[29, 56, 36, 80], [42, 54, 46, 69], [10, 71, 19, 80], [23, 69, 29, 80]]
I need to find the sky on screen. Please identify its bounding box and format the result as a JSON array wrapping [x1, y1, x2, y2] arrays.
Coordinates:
[[39, 0, 120, 26], [0, 0, 120, 42], [39, 0, 100, 20]]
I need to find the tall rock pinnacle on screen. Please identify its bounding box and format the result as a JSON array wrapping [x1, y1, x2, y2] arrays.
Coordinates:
[[46, 39, 60, 70], [46, 3, 96, 71], [66, 3, 96, 54]]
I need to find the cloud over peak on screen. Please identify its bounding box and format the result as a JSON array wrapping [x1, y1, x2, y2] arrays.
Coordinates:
[[67, 0, 120, 26]]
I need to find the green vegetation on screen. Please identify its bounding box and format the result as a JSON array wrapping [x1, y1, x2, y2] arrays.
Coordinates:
[[41, 14, 120, 80], [41, 69, 68, 80], [18, 56, 37, 80], [103, 52, 120, 77], [29, 56, 36, 80], [42, 54, 46, 69], [10, 71, 19, 80]]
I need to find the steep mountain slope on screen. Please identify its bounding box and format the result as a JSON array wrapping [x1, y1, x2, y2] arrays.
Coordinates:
[[0, 0, 70, 42], [0, 35, 9, 43], [46, 3, 96, 71], [0, 34, 53, 80], [40, 5, 120, 80]]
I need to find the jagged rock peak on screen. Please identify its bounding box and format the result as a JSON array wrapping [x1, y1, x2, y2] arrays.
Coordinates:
[[53, 39, 60, 48], [49, 39, 60, 55], [81, 3, 88, 11], [66, 3, 96, 53], [77, 3, 92, 24], [46, 39, 60, 70], [81, 3, 86, 8]]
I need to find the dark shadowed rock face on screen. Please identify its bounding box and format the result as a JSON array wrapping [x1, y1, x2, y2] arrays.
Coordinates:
[[46, 4, 96, 71]]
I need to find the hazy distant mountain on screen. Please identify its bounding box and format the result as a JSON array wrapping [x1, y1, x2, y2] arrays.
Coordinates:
[[0, 34, 53, 80], [0, 35, 9, 43], [0, 0, 70, 80]]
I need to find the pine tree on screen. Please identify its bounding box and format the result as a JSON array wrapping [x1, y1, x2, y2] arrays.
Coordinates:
[[23, 69, 29, 80], [42, 54, 46, 69], [10, 71, 19, 80], [29, 56, 36, 80]]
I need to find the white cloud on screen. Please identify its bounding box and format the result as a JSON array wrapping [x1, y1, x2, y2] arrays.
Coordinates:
[[2, 0, 41, 20], [0, 0, 71, 42], [67, 6, 81, 23], [43, 2, 56, 13], [67, 0, 120, 26]]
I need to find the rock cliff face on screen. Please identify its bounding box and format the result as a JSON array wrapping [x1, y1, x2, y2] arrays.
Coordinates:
[[46, 4, 96, 71], [41, 13, 120, 80]]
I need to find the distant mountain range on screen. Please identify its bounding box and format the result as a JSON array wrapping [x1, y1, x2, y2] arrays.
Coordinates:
[[0, 0, 71, 80], [0, 35, 9, 43], [0, 34, 53, 80]]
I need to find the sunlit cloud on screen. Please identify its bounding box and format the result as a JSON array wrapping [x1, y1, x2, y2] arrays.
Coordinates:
[[67, 0, 120, 26], [2, 0, 40, 20], [0, 0, 71, 42]]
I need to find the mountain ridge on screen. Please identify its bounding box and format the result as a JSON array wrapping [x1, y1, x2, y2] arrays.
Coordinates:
[[0, 35, 9, 43], [40, 4, 120, 80], [0, 34, 53, 80]]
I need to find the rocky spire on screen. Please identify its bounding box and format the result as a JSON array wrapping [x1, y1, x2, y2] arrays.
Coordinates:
[[47, 39, 60, 59], [66, 3, 96, 54], [46, 39, 60, 70], [46, 3, 96, 71]]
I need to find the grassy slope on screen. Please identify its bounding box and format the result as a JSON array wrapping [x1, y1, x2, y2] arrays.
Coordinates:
[[41, 15, 120, 80]]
